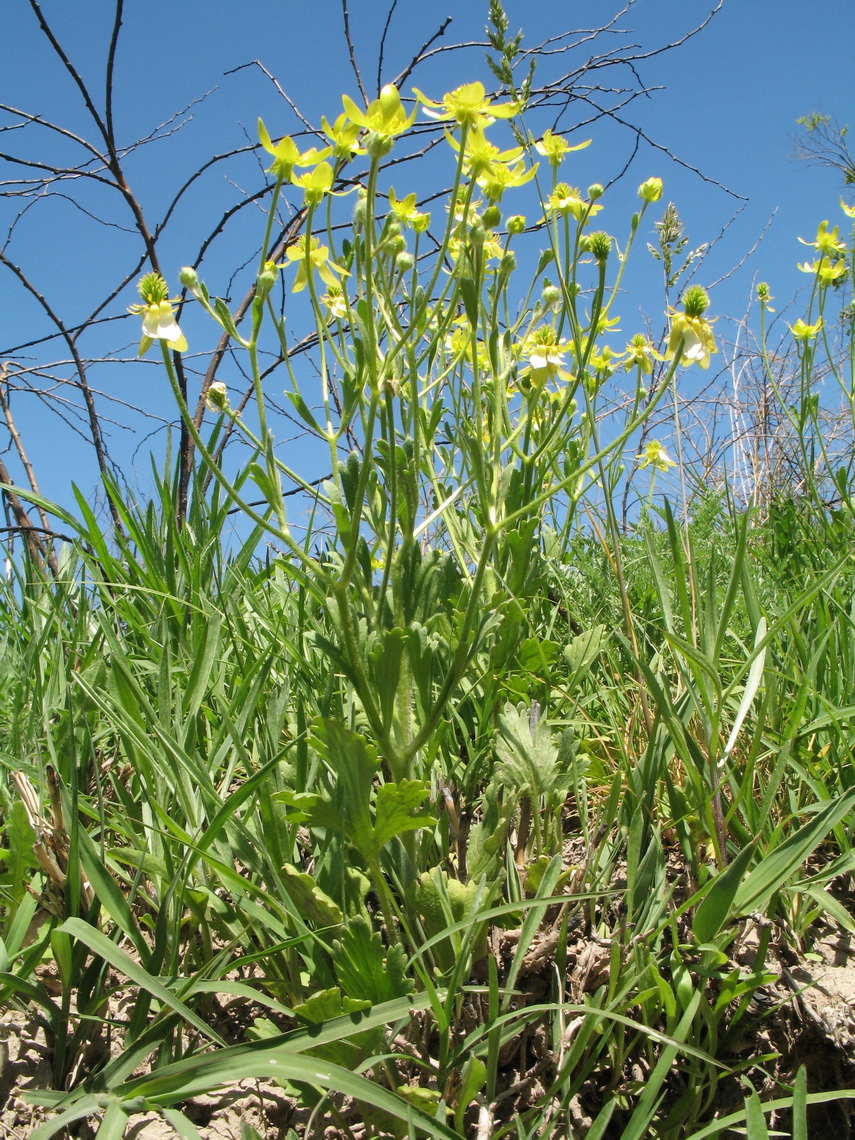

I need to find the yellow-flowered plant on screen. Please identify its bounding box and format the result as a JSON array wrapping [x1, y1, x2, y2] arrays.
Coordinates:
[[666, 285, 717, 370], [128, 273, 187, 357], [147, 75, 686, 842]]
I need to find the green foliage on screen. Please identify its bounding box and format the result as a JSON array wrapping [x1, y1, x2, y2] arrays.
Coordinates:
[[2, 24, 855, 1140]]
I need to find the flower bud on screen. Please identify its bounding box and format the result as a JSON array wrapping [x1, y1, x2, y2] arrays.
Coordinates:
[[541, 282, 561, 309], [354, 189, 368, 227], [256, 261, 278, 301], [482, 205, 501, 229], [365, 130, 393, 159], [179, 266, 199, 291], [506, 215, 526, 235], [379, 83, 402, 119], [638, 177, 663, 203], [587, 183, 604, 201], [468, 223, 486, 247], [396, 251, 414, 271], [206, 381, 229, 413]]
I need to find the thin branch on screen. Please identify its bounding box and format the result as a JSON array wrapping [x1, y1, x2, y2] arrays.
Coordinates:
[[341, 0, 369, 105], [0, 251, 122, 529]]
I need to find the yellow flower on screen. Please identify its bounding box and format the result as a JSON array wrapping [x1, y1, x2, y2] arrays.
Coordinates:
[[798, 220, 847, 257], [445, 128, 537, 201], [258, 119, 332, 179], [623, 334, 664, 375], [666, 313, 717, 369], [519, 327, 574, 389], [798, 258, 848, 285], [388, 187, 430, 231], [637, 177, 663, 203], [448, 128, 523, 176], [341, 84, 416, 154], [477, 157, 537, 202], [444, 318, 490, 370], [789, 316, 823, 341], [447, 192, 483, 228], [321, 112, 363, 158], [291, 162, 335, 206], [322, 284, 349, 320], [638, 441, 676, 472], [546, 183, 602, 222], [841, 198, 855, 219], [128, 273, 187, 357], [666, 286, 717, 370], [534, 129, 590, 169], [284, 236, 348, 293], [589, 345, 616, 376], [413, 81, 517, 131]]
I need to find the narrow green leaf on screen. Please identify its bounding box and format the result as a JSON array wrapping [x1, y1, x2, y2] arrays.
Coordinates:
[[161, 1109, 204, 1139], [744, 1088, 769, 1139], [792, 1065, 808, 1140], [622, 992, 701, 1140], [55, 919, 226, 1046], [722, 617, 767, 760], [94, 1102, 130, 1139], [692, 839, 757, 944], [732, 785, 855, 915]]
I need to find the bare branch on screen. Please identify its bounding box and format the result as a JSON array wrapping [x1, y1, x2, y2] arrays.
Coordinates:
[[341, 0, 369, 104]]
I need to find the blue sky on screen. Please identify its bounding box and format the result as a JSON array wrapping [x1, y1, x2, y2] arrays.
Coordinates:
[[1, 0, 853, 516]]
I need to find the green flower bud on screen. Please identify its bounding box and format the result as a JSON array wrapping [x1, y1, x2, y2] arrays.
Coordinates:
[[499, 251, 516, 275], [468, 223, 486, 247], [205, 381, 229, 413], [396, 251, 414, 271], [179, 265, 207, 303], [365, 130, 393, 159], [179, 266, 199, 291], [506, 214, 526, 235], [256, 261, 278, 301], [542, 282, 561, 309], [587, 183, 604, 201], [638, 177, 663, 203], [354, 188, 368, 227], [482, 205, 501, 229]]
